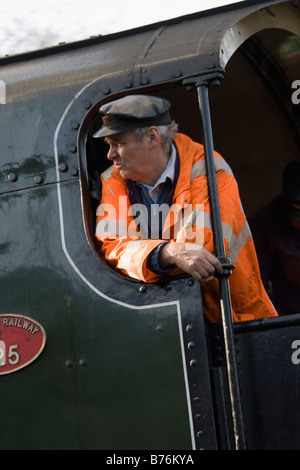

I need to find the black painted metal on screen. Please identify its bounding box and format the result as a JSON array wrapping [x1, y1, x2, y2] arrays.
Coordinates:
[[170, 279, 219, 450], [209, 315, 300, 449], [183, 74, 246, 450]]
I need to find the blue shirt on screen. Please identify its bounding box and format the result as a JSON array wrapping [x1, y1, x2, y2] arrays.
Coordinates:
[[126, 144, 179, 274]]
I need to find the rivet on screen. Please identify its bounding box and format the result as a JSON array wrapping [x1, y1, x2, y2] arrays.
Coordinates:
[[186, 324, 193, 332], [195, 413, 201, 421], [187, 279, 194, 286], [190, 359, 197, 367], [8, 172, 18, 182], [84, 100, 91, 109], [34, 175, 43, 185], [103, 87, 111, 95], [141, 77, 149, 85], [65, 360, 72, 368], [139, 285, 147, 293], [188, 341, 195, 350], [69, 144, 77, 153], [71, 121, 80, 130], [125, 80, 133, 88], [71, 167, 78, 176], [79, 359, 86, 366], [197, 431, 204, 439], [193, 396, 200, 403], [59, 163, 68, 172]]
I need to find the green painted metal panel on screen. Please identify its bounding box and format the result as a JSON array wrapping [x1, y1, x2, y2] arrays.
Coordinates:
[[0, 185, 193, 449]]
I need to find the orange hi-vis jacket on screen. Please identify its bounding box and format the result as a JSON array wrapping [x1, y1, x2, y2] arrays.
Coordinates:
[[95, 133, 277, 323]]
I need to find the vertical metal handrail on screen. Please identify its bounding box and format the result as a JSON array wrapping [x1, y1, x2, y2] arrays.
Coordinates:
[[184, 74, 246, 450]]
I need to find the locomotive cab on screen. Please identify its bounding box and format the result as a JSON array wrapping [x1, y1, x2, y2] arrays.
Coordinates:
[[1, 0, 300, 451], [74, 4, 300, 449]]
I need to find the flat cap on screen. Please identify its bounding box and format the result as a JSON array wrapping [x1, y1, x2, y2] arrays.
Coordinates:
[[93, 94, 171, 138]]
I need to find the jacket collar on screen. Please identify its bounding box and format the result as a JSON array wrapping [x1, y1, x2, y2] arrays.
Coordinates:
[[172, 133, 203, 201]]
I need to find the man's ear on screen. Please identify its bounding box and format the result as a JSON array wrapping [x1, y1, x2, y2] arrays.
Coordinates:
[[148, 126, 161, 148]]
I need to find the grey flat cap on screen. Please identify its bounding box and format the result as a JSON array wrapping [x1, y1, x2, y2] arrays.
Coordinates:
[[93, 94, 171, 138]]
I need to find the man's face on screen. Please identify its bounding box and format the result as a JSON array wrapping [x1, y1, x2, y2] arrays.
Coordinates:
[[104, 130, 153, 183]]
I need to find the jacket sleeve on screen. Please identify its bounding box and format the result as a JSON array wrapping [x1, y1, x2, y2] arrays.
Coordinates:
[[191, 156, 277, 322]]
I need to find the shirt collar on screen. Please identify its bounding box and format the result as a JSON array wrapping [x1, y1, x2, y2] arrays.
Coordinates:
[[138, 143, 176, 193]]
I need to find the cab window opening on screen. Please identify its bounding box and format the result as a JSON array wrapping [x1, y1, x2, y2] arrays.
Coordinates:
[[83, 33, 300, 223], [80, 27, 299, 317]]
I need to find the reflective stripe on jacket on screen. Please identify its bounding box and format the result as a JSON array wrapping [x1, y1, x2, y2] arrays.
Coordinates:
[[95, 133, 277, 323]]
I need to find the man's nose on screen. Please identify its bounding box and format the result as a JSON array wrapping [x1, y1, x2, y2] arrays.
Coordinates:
[[107, 146, 118, 160]]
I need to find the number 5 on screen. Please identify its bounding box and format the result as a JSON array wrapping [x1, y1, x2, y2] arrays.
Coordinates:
[[8, 345, 19, 365]]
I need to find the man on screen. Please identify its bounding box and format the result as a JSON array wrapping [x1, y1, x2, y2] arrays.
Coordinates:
[[250, 160, 300, 315], [94, 94, 277, 323]]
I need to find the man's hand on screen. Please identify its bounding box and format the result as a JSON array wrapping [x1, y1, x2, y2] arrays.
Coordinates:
[[159, 242, 223, 282]]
